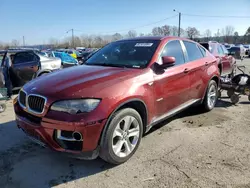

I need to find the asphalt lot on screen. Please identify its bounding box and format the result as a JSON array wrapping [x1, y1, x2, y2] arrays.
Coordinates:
[[1, 58, 250, 188]]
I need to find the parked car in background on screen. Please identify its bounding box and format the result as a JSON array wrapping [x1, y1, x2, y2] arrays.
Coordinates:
[[56, 49, 78, 59], [47, 51, 79, 68], [0, 50, 41, 90], [36, 54, 61, 76], [15, 36, 220, 164], [200, 41, 236, 77], [243, 45, 250, 56], [227, 46, 245, 60], [235, 44, 247, 57], [224, 44, 235, 49]]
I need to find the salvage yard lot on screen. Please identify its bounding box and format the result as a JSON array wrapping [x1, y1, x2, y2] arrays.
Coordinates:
[[1, 59, 250, 188]]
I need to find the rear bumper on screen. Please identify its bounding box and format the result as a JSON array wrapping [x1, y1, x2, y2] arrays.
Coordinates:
[[14, 101, 107, 159]]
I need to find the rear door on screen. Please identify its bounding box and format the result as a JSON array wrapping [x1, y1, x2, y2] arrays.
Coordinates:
[[221, 45, 234, 75], [182, 41, 210, 100], [12, 52, 40, 87], [153, 40, 191, 117], [218, 44, 231, 75]]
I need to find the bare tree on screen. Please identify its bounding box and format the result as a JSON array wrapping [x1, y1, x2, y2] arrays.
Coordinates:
[[127, 30, 137, 38], [221, 25, 234, 43], [152, 27, 163, 36], [94, 36, 103, 48], [139, 33, 145, 37], [112, 33, 123, 41], [11, 39, 19, 47], [161, 25, 171, 36], [233, 31, 239, 44], [74, 36, 82, 47], [186, 27, 200, 39], [204, 29, 212, 41]]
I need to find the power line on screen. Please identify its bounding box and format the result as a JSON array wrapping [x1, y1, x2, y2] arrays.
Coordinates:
[[182, 13, 250, 18]]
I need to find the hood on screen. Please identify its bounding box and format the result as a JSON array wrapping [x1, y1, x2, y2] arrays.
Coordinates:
[[24, 65, 141, 98]]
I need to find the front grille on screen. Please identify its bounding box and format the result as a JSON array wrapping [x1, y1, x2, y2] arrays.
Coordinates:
[[28, 95, 46, 113], [19, 90, 27, 107]]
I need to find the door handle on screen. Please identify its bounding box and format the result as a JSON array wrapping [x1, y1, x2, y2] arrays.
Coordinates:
[[205, 62, 209, 66], [183, 68, 189, 73]]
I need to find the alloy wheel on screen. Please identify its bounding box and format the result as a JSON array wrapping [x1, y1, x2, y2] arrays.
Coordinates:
[[207, 84, 217, 109], [112, 115, 140, 158]]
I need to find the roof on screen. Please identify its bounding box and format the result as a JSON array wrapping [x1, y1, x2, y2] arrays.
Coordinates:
[[117, 36, 194, 42]]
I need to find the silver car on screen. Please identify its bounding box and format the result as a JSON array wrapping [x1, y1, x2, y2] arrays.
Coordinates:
[[36, 54, 62, 76]]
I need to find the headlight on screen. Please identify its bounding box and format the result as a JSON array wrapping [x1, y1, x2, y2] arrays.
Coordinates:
[[51, 99, 100, 114]]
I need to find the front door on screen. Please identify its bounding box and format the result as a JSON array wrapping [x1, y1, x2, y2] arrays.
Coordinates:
[[12, 52, 40, 87], [153, 40, 191, 118]]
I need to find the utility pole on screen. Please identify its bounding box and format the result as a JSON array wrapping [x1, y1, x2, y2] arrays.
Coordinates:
[[173, 9, 181, 37], [23, 36, 25, 47], [67, 29, 74, 48]]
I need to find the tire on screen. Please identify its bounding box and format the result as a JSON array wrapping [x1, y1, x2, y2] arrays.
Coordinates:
[[99, 108, 143, 164], [231, 94, 239, 104], [0, 103, 6, 113], [201, 80, 218, 112]]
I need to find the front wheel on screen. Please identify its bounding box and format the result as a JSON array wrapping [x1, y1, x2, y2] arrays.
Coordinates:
[[99, 108, 143, 164], [201, 80, 218, 112]]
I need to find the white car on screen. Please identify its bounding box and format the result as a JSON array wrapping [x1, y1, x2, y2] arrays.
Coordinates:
[[36, 54, 62, 76]]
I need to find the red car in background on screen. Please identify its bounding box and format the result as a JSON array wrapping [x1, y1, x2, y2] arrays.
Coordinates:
[[200, 41, 236, 77], [14, 37, 220, 164]]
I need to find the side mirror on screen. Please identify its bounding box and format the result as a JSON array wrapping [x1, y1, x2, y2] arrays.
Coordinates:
[[161, 56, 175, 68]]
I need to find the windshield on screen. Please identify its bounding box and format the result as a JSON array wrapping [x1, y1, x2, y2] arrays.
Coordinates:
[[85, 40, 160, 68]]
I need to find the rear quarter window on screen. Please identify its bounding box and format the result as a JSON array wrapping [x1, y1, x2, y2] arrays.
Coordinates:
[[183, 41, 203, 62]]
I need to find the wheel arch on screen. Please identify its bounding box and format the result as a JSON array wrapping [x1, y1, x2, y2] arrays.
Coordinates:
[[36, 69, 53, 77], [99, 98, 148, 145], [201, 75, 220, 102]]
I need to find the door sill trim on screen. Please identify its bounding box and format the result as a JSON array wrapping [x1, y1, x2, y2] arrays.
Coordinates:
[[145, 99, 201, 133]]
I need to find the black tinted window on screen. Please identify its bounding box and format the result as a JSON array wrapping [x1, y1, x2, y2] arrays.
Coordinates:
[[14, 52, 37, 64], [183, 41, 203, 61], [161, 40, 185, 66]]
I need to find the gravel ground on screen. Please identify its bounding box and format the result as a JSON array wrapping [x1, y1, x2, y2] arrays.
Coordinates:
[[1, 58, 250, 188]]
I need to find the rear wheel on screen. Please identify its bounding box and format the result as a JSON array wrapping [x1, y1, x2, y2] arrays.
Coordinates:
[[99, 108, 143, 164], [201, 80, 218, 111]]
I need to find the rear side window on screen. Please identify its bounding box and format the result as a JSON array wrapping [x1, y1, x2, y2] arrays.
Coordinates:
[[198, 45, 207, 57], [161, 40, 185, 66], [217, 45, 224, 55], [14, 52, 37, 64], [183, 41, 203, 62]]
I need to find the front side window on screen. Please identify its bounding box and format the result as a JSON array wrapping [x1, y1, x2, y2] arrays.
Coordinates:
[[86, 40, 160, 68], [160, 40, 185, 66], [183, 41, 203, 62]]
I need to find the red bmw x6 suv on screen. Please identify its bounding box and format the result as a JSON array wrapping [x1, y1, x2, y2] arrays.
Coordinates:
[[14, 37, 220, 164]]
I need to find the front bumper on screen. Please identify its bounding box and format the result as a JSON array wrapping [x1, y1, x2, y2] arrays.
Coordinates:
[[14, 101, 107, 159]]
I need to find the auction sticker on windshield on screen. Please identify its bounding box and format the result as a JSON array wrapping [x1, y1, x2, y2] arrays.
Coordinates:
[[135, 43, 153, 47]]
